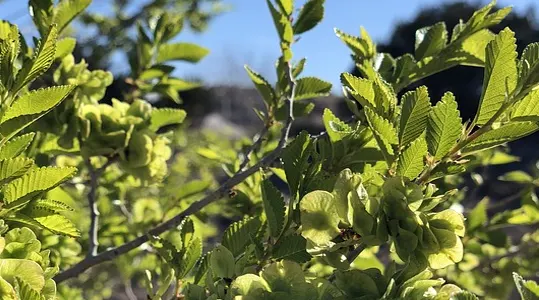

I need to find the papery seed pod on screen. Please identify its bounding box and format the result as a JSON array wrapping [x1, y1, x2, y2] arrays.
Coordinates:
[[210, 245, 235, 279]]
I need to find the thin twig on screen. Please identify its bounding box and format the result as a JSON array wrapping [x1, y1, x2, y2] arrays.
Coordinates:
[[238, 124, 271, 171], [463, 189, 528, 217], [328, 243, 367, 281], [486, 192, 524, 213], [118, 201, 134, 224], [345, 243, 367, 263], [474, 241, 537, 271], [85, 157, 117, 257], [124, 280, 138, 300], [54, 67, 296, 283], [85, 158, 100, 257]]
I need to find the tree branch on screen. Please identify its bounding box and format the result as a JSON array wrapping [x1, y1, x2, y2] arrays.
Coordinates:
[[54, 65, 296, 284], [474, 241, 537, 271], [85, 158, 99, 257], [85, 157, 117, 257], [238, 123, 271, 171]]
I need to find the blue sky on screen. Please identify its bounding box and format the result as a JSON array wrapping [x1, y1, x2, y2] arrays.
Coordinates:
[[1, 0, 538, 93]]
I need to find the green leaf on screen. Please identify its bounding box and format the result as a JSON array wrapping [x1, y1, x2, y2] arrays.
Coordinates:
[[209, 245, 235, 279], [231, 274, 270, 297], [222, 217, 261, 257], [261, 179, 286, 238], [1, 86, 74, 124], [54, 38, 76, 59], [340, 73, 375, 108], [467, 198, 488, 231], [13, 25, 57, 92], [282, 131, 311, 198], [395, 227, 418, 257], [161, 78, 201, 91], [0, 133, 35, 160], [14, 277, 43, 300], [430, 209, 465, 237], [426, 92, 462, 159], [152, 233, 177, 262], [359, 26, 378, 50], [193, 254, 209, 284], [0, 259, 44, 291], [292, 58, 306, 77], [0, 157, 34, 185], [454, 2, 511, 41], [0, 86, 75, 141], [399, 86, 431, 146], [139, 64, 175, 81], [294, 77, 332, 101], [25, 199, 73, 212], [451, 291, 480, 300], [426, 228, 463, 269], [244, 65, 275, 105], [53, 0, 91, 33], [498, 170, 533, 183], [299, 191, 340, 245], [334, 28, 375, 59], [415, 22, 447, 60], [267, 0, 293, 45], [293, 0, 324, 35], [29, 0, 53, 36], [322, 109, 353, 144], [177, 237, 202, 278], [260, 260, 306, 293], [3, 166, 77, 204], [332, 168, 361, 222], [428, 162, 466, 181], [483, 150, 520, 165], [518, 42, 539, 92], [460, 29, 495, 66], [475, 28, 517, 125], [463, 121, 539, 153], [371, 74, 397, 116], [272, 234, 311, 263], [21, 209, 79, 237], [397, 135, 427, 180], [511, 90, 539, 122], [0, 23, 20, 90], [513, 272, 539, 300], [178, 218, 195, 249], [349, 192, 375, 237], [156, 43, 209, 63], [0, 277, 17, 300], [2, 214, 42, 229], [401, 278, 445, 299], [276, 0, 293, 15], [364, 106, 398, 160], [334, 270, 380, 297], [523, 282, 539, 299], [149, 108, 186, 131], [393, 54, 416, 83]]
